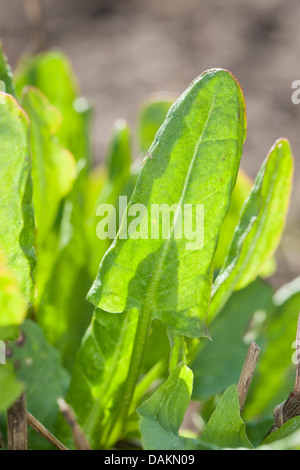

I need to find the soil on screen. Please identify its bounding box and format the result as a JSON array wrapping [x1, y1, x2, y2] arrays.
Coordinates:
[[1, 0, 300, 285]]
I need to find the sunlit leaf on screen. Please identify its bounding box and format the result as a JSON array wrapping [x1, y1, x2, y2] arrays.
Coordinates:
[[210, 139, 293, 321]]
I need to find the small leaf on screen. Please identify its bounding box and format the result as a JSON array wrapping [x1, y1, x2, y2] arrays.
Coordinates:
[[138, 363, 195, 450], [200, 384, 253, 449], [210, 139, 293, 321]]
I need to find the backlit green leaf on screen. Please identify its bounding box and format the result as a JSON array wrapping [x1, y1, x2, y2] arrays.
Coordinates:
[[88, 69, 246, 338]]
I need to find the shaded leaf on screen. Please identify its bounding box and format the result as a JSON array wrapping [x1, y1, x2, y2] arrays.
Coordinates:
[[7, 320, 69, 450], [200, 384, 253, 449]]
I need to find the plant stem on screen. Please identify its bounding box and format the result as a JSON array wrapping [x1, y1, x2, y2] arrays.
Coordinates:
[[7, 392, 28, 450], [237, 341, 260, 411]]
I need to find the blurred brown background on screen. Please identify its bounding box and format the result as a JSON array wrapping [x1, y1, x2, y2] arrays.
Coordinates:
[[0, 0, 299, 284]]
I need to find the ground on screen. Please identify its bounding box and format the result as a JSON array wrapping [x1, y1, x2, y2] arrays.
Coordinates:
[[0, 0, 299, 285]]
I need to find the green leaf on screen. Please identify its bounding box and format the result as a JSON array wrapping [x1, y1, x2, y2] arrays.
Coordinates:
[[210, 139, 293, 321], [200, 384, 253, 449], [21, 87, 76, 248], [61, 308, 139, 449], [88, 68, 246, 338], [262, 416, 300, 446], [0, 366, 24, 414], [191, 279, 273, 401], [138, 363, 195, 450], [0, 92, 35, 305], [244, 277, 300, 419], [137, 95, 175, 155], [0, 41, 16, 97], [15, 50, 92, 165], [7, 320, 69, 449]]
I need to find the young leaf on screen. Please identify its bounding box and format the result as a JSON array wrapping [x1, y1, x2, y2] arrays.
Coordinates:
[[7, 320, 69, 450], [88, 68, 246, 338], [138, 363, 196, 450], [200, 384, 253, 449], [0, 91, 35, 305], [210, 139, 293, 321]]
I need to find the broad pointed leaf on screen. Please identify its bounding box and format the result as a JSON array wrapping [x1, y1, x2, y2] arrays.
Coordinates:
[[200, 384, 253, 449], [88, 68, 246, 338]]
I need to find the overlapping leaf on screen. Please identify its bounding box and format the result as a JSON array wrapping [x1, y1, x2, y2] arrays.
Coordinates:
[[209, 139, 293, 321]]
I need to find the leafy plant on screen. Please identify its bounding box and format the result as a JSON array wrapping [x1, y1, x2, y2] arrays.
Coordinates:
[[0, 43, 299, 451]]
